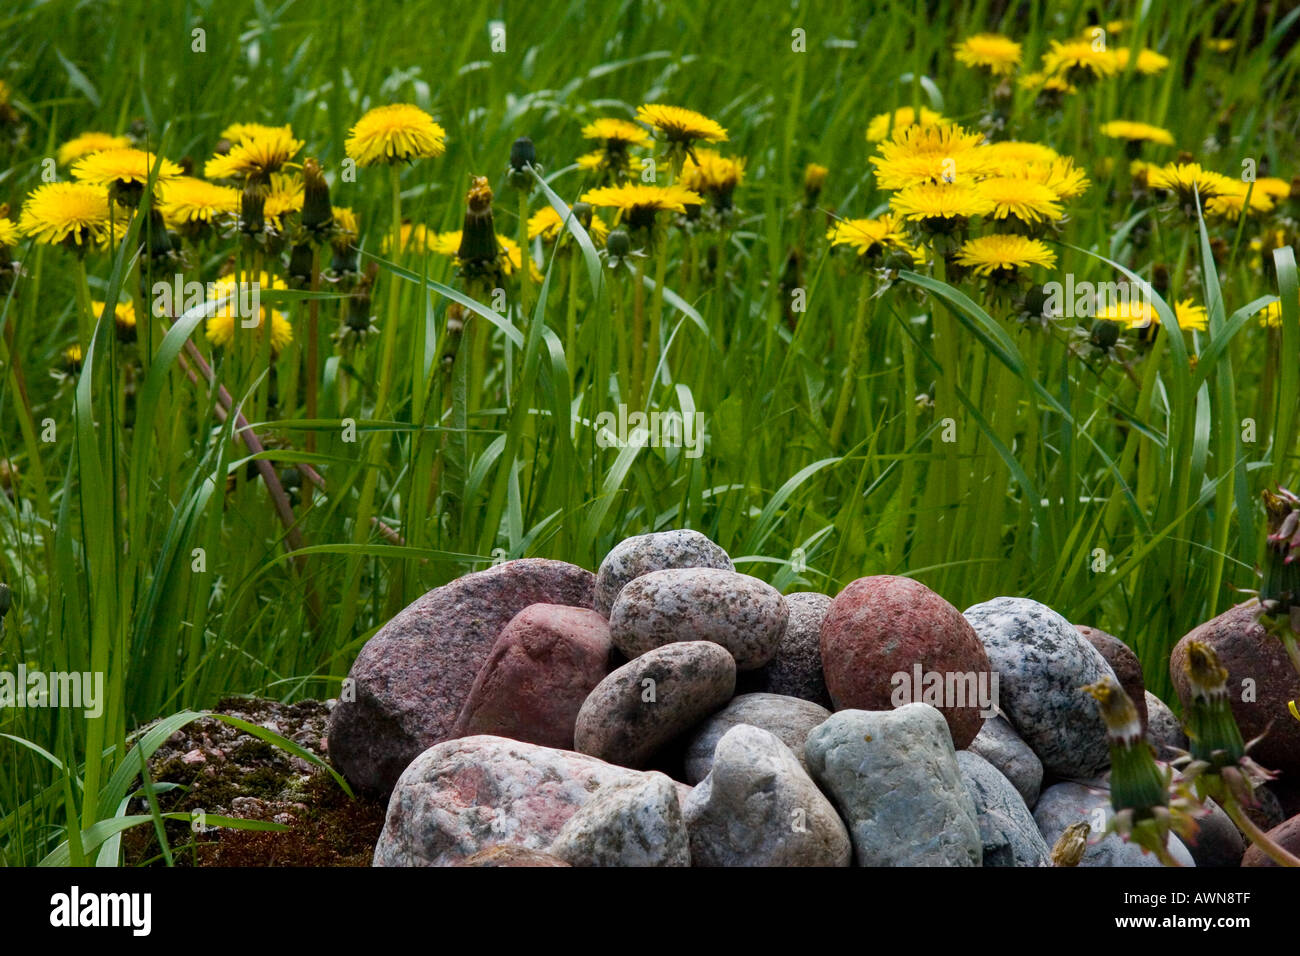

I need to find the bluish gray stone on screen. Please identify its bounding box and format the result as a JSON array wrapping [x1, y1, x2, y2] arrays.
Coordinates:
[[1033, 781, 1195, 867], [804, 704, 982, 866], [956, 750, 1051, 867], [963, 597, 1117, 779], [548, 773, 691, 867], [684, 693, 831, 784], [968, 713, 1044, 809]]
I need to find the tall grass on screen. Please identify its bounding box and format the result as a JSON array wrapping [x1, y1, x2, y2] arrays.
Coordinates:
[[1, 0, 1297, 865]]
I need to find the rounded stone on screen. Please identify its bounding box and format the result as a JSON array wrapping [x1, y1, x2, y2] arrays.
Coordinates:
[[454, 846, 571, 867], [968, 714, 1044, 809], [449, 604, 613, 750], [594, 529, 733, 617], [609, 568, 788, 670], [1144, 690, 1188, 761], [1076, 625, 1148, 732], [547, 774, 691, 867], [743, 592, 833, 707], [1032, 781, 1195, 867], [683, 724, 851, 867], [805, 703, 983, 866], [964, 596, 1117, 779], [821, 576, 993, 749], [683, 693, 832, 784], [574, 641, 737, 769], [1170, 599, 1300, 775], [956, 750, 1051, 867], [1241, 813, 1300, 867], [329, 558, 595, 795]]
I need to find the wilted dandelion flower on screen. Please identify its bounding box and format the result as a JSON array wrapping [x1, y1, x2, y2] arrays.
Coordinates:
[[636, 104, 728, 148], [72, 147, 181, 206], [581, 118, 653, 150], [871, 123, 994, 189], [18, 182, 110, 249], [1042, 40, 1120, 81], [345, 104, 446, 166], [865, 106, 949, 143], [953, 33, 1022, 75], [528, 204, 609, 243], [1100, 120, 1175, 147], [159, 176, 240, 229], [956, 234, 1057, 276], [580, 183, 703, 231], [1116, 48, 1170, 75], [204, 272, 292, 354], [976, 177, 1063, 225], [205, 127, 303, 182], [57, 131, 132, 166]]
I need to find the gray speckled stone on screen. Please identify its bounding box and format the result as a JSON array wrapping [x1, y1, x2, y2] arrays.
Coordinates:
[[805, 704, 982, 866], [968, 713, 1044, 809], [957, 751, 1051, 867], [594, 530, 733, 617], [684, 725, 851, 867], [574, 641, 736, 769], [609, 568, 788, 670], [548, 773, 691, 867], [963, 597, 1117, 779], [745, 592, 833, 707], [1186, 799, 1246, 868], [683, 693, 832, 784], [1033, 781, 1195, 867], [1144, 690, 1188, 761]]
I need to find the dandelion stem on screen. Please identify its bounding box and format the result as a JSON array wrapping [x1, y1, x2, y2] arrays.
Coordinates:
[[829, 277, 872, 450], [1222, 792, 1300, 867]]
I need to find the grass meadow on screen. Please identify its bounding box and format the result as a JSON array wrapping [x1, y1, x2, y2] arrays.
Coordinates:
[[1, 0, 1298, 865]]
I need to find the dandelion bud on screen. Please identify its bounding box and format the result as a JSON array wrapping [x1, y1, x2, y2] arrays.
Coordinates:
[[803, 163, 828, 206], [1090, 318, 1121, 351], [572, 201, 594, 230], [240, 184, 266, 237], [289, 241, 314, 288], [606, 226, 631, 259], [510, 136, 536, 171], [301, 158, 333, 238]]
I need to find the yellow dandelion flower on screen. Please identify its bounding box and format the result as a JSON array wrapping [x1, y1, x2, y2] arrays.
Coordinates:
[[527, 204, 609, 243], [804, 163, 829, 192], [581, 118, 653, 149], [204, 272, 293, 353], [977, 177, 1063, 223], [1042, 40, 1119, 79], [954, 33, 1023, 75], [1255, 177, 1293, 201], [580, 183, 704, 230], [92, 299, 136, 335], [333, 207, 359, 244], [1098, 297, 1207, 331], [345, 103, 446, 167], [18, 182, 110, 247], [219, 122, 294, 144], [1116, 48, 1170, 75], [576, 150, 645, 173], [204, 127, 303, 181], [1255, 295, 1296, 328], [866, 106, 950, 143], [827, 215, 922, 262], [1099, 120, 1175, 146], [57, 131, 132, 167], [1148, 163, 1233, 202], [159, 176, 240, 226], [984, 141, 1060, 168], [63, 344, 84, 371], [72, 147, 181, 190], [1018, 157, 1091, 201], [956, 234, 1057, 275], [1206, 181, 1275, 218], [889, 181, 995, 223], [425, 229, 541, 281], [1018, 71, 1077, 95], [263, 172, 304, 227], [870, 122, 994, 189], [681, 149, 746, 202], [383, 222, 439, 255], [635, 104, 727, 145], [0, 216, 19, 247], [1207, 38, 1236, 53]]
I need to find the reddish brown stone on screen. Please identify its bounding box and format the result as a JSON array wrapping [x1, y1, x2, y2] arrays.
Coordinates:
[[1076, 625, 1148, 732], [450, 604, 613, 749], [1241, 813, 1300, 867], [1170, 600, 1300, 776], [820, 576, 992, 749]]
